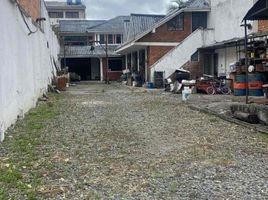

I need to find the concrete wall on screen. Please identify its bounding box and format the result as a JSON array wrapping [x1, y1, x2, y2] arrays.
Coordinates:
[[215, 46, 245, 78], [216, 47, 237, 77], [150, 29, 215, 80], [207, 0, 255, 42], [0, 0, 60, 141]]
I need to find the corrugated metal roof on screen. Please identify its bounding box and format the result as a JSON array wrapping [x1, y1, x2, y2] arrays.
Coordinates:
[[87, 16, 130, 33], [59, 20, 107, 33], [125, 14, 165, 42], [185, 0, 210, 9], [60, 45, 120, 57], [117, 0, 210, 52]]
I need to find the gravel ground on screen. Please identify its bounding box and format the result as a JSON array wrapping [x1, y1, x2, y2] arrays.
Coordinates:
[[1, 82, 268, 199]]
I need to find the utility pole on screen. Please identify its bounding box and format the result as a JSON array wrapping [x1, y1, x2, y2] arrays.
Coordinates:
[[105, 38, 109, 84], [244, 20, 249, 104]]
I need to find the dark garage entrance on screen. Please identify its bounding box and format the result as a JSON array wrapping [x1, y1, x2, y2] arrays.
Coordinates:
[[61, 58, 101, 81]]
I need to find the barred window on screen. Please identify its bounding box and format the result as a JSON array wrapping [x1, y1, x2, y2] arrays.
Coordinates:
[[167, 13, 184, 31]]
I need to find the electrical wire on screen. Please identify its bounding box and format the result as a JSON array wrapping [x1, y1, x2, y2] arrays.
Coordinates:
[[15, 0, 38, 35]]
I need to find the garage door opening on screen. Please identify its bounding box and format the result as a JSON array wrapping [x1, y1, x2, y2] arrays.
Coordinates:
[[61, 58, 100, 81]]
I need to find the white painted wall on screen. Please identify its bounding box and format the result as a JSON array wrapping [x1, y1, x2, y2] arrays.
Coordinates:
[[215, 46, 245, 77], [216, 47, 237, 76], [207, 0, 255, 42], [150, 29, 215, 80], [0, 0, 60, 141]]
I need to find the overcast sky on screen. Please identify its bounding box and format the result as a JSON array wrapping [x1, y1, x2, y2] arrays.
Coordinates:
[[47, 0, 170, 19]]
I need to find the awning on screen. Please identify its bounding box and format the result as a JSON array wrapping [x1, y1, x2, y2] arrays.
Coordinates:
[[244, 0, 268, 20]]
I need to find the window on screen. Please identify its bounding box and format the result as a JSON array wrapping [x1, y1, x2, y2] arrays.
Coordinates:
[[167, 13, 184, 31], [65, 12, 79, 18], [64, 36, 87, 46], [192, 12, 207, 32], [88, 36, 93, 44], [99, 34, 106, 44], [108, 34, 114, 44], [108, 58, 123, 71], [116, 34, 122, 44], [191, 51, 199, 61], [48, 12, 63, 18]]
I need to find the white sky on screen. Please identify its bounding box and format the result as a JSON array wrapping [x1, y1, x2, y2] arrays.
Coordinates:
[[46, 0, 170, 19]]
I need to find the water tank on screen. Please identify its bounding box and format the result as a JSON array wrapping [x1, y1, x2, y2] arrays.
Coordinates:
[[67, 0, 72, 5], [76, 0, 82, 5]]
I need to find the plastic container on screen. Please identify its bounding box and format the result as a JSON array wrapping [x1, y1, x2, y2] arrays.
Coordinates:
[[182, 88, 191, 101], [146, 82, 154, 89]]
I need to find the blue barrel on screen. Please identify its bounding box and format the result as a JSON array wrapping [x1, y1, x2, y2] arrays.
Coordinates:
[[249, 89, 264, 96], [248, 73, 263, 82], [235, 74, 246, 82], [234, 75, 246, 96], [234, 89, 246, 96], [248, 73, 263, 96]]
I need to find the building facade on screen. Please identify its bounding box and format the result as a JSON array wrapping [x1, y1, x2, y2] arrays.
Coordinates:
[[45, 0, 86, 26], [0, 0, 60, 141], [58, 16, 129, 81], [116, 0, 256, 82]]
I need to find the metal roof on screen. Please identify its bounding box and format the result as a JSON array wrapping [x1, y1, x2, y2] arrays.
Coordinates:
[[200, 37, 244, 49], [59, 16, 129, 34], [87, 16, 130, 34], [117, 0, 210, 53], [59, 20, 106, 33], [244, 0, 268, 20], [60, 45, 120, 58], [45, 1, 86, 9], [185, 0, 210, 9], [124, 14, 165, 42]]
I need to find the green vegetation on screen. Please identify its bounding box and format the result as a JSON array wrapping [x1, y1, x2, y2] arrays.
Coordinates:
[[0, 94, 60, 199]]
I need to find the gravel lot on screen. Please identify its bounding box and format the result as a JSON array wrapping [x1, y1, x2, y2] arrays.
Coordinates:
[[1, 82, 268, 199]]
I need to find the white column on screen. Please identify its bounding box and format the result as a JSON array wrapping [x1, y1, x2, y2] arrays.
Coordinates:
[[100, 58, 104, 81]]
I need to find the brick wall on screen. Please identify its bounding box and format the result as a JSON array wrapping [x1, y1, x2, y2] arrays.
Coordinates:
[[181, 50, 205, 79], [147, 46, 174, 67], [181, 61, 202, 79], [102, 58, 123, 81], [138, 13, 192, 43], [258, 20, 268, 32], [18, 0, 41, 22]]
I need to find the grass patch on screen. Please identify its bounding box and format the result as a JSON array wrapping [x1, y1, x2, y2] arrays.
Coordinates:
[[168, 181, 179, 193], [0, 94, 60, 199]]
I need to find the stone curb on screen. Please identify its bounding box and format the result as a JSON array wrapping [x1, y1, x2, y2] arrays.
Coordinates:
[[187, 104, 268, 134]]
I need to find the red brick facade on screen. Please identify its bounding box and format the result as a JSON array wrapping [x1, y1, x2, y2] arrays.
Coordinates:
[[181, 61, 203, 79], [258, 20, 268, 32], [138, 13, 192, 43], [147, 46, 174, 67], [102, 58, 124, 81], [18, 0, 41, 22]]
